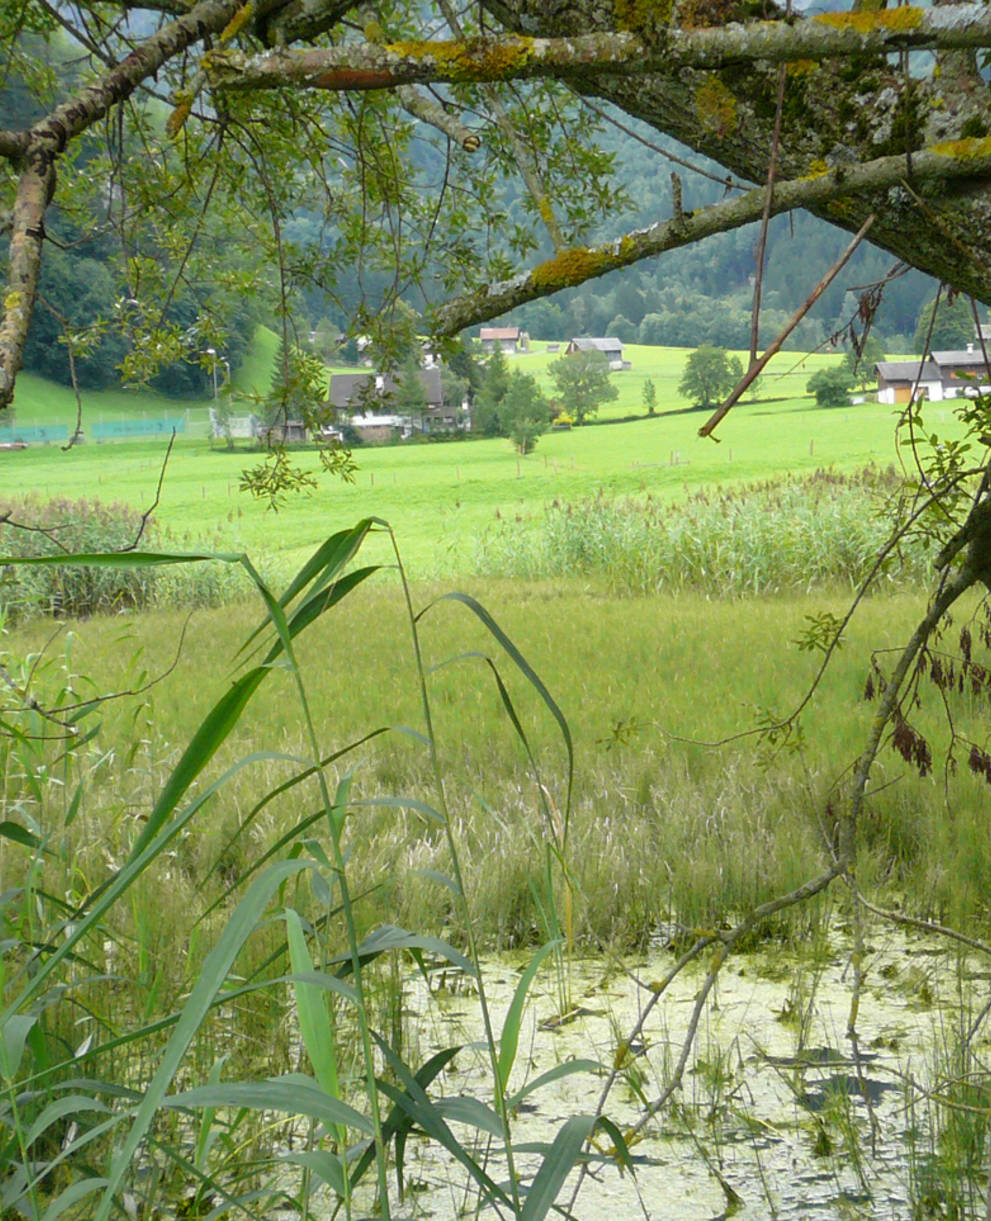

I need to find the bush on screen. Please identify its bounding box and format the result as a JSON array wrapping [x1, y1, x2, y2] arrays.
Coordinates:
[[807, 366, 851, 407], [0, 497, 244, 620]]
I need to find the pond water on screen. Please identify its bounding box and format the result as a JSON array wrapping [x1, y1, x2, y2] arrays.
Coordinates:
[[376, 922, 991, 1220]]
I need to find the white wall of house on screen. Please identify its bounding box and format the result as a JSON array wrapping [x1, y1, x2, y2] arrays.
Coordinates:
[[878, 380, 945, 404]]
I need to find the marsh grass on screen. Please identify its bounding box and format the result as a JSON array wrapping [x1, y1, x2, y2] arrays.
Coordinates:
[[6, 572, 990, 961], [1, 523, 639, 1220], [4, 527, 991, 1216], [7, 571, 991, 952], [473, 466, 935, 596]]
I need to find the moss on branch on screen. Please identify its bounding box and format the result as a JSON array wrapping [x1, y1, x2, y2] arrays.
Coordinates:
[[694, 76, 738, 136], [931, 134, 991, 159], [385, 36, 534, 81], [814, 6, 924, 33], [614, 0, 673, 34]]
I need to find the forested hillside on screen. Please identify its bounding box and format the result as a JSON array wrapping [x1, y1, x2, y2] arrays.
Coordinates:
[[5, 39, 932, 398], [503, 121, 932, 352]]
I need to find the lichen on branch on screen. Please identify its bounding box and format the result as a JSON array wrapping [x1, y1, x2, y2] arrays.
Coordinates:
[[431, 137, 991, 335]]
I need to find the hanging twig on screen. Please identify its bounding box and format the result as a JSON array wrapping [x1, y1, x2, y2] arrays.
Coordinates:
[[574, 93, 747, 191], [749, 21, 790, 367], [699, 214, 876, 440], [122, 429, 177, 550]]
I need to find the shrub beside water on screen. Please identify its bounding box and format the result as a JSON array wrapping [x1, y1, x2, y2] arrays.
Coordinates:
[[474, 467, 933, 596], [0, 496, 246, 620]]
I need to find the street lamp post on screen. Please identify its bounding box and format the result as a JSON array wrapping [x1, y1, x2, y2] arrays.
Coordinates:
[[205, 348, 218, 399]]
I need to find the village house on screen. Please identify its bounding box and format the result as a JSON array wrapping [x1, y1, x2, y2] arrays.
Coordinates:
[[929, 345, 991, 394], [253, 417, 311, 445], [875, 343, 991, 404], [874, 360, 944, 404], [479, 326, 522, 354], [564, 336, 629, 369], [329, 368, 465, 442]]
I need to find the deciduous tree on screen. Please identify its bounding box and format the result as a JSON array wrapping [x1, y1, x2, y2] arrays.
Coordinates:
[[807, 365, 852, 407], [472, 347, 512, 437], [642, 376, 658, 417], [913, 294, 976, 354], [679, 346, 743, 409], [501, 370, 549, 455], [392, 349, 429, 425], [548, 350, 618, 424]]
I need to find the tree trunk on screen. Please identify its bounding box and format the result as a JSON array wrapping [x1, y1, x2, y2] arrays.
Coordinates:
[[482, 0, 991, 304]]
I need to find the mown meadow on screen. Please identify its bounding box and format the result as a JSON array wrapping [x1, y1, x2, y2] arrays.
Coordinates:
[[3, 328, 928, 577], [2, 348, 990, 1219]]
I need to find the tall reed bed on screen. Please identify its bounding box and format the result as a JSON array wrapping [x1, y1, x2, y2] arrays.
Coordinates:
[[473, 467, 932, 596], [0, 495, 249, 620], [0, 524, 634, 1220], [2, 525, 991, 1216]]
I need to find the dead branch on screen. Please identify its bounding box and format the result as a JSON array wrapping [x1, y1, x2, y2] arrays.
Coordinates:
[[699, 214, 875, 440]]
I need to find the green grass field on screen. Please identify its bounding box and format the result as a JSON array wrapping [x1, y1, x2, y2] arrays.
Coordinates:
[[0, 399, 913, 573], [506, 338, 846, 419], [2, 330, 938, 577]]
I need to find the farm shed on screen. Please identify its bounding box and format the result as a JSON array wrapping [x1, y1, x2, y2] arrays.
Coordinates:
[[564, 336, 628, 368], [874, 360, 944, 404]]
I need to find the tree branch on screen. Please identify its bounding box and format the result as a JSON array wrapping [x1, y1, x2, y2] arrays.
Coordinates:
[[431, 138, 991, 335], [0, 155, 55, 411], [699, 214, 875, 439], [206, 6, 991, 93], [435, 0, 565, 250], [27, 0, 240, 154], [254, 0, 367, 48], [0, 131, 29, 162], [0, 0, 242, 414], [395, 85, 480, 150]]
